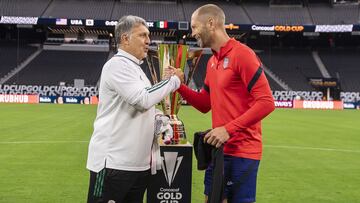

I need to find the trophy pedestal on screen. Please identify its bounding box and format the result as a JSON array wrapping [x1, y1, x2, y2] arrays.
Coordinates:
[[147, 142, 193, 203]]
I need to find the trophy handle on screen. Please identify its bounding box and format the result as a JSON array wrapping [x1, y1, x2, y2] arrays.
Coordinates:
[[186, 49, 203, 86], [146, 49, 159, 85]]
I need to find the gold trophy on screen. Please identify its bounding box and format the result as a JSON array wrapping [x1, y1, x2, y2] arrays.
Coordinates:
[[146, 44, 203, 144]]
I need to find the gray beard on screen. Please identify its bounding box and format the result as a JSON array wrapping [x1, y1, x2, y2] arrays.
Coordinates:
[[196, 39, 202, 47]]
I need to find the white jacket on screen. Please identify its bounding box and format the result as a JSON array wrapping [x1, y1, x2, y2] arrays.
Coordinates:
[[86, 49, 180, 172]]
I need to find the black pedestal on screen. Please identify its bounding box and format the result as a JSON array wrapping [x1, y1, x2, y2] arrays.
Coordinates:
[[147, 143, 193, 203]]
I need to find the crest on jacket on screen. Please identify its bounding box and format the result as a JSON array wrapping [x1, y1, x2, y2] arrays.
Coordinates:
[[223, 57, 229, 69]]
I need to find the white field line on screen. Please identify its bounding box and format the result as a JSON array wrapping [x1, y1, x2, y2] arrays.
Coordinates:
[[0, 140, 88, 144], [264, 144, 360, 153], [0, 141, 359, 153]]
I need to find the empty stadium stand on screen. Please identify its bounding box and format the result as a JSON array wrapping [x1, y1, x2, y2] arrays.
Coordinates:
[[318, 48, 360, 92], [0, 41, 38, 78], [0, 0, 51, 17], [258, 48, 323, 90], [111, 1, 182, 21], [309, 3, 359, 25], [243, 2, 313, 25], [6, 50, 108, 86], [182, 1, 252, 24], [266, 76, 285, 91], [42, 0, 114, 19]]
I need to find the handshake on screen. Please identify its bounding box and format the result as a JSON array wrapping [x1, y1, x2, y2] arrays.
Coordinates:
[[163, 66, 185, 83]]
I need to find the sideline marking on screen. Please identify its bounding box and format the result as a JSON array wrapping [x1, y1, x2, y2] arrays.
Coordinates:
[[0, 141, 359, 153], [265, 144, 360, 153], [0, 141, 88, 144]]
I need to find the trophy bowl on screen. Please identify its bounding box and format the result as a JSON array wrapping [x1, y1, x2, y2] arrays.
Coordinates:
[[146, 44, 203, 144]]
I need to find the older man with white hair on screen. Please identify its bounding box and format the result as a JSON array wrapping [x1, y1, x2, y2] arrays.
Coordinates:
[[86, 15, 183, 203]]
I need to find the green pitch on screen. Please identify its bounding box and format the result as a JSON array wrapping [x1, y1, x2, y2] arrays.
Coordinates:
[[0, 104, 359, 203]]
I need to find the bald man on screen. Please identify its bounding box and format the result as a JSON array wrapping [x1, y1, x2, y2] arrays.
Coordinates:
[[176, 4, 275, 203]]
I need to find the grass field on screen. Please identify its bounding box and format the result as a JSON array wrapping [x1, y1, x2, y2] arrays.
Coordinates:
[[0, 104, 359, 203]]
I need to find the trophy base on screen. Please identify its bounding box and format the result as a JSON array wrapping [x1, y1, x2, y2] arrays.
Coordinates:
[[169, 115, 187, 145]]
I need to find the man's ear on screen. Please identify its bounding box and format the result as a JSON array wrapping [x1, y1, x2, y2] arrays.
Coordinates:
[[207, 17, 215, 31], [121, 34, 130, 45]]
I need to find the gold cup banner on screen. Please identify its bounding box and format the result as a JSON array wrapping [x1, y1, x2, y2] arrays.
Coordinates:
[[146, 44, 203, 144]]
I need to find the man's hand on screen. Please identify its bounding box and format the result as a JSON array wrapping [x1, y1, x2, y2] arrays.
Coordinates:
[[204, 127, 230, 148], [164, 66, 184, 83], [174, 68, 184, 83], [163, 67, 175, 80]]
